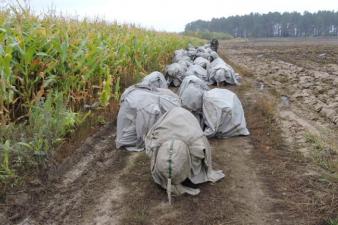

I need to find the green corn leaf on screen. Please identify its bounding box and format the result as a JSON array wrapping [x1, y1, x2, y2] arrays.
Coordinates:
[[36, 52, 49, 57]]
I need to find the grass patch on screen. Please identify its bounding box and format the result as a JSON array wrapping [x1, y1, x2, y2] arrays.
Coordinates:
[[305, 132, 338, 173], [246, 94, 284, 151], [321, 217, 338, 225], [0, 92, 82, 196], [327, 218, 338, 225]]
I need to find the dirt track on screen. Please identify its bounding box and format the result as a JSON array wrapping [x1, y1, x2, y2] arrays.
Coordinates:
[[3, 39, 338, 225]]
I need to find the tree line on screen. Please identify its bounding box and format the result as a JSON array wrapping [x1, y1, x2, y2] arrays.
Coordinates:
[[185, 11, 338, 38]]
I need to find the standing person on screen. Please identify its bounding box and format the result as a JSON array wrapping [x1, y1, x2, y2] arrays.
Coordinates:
[[210, 39, 219, 52]]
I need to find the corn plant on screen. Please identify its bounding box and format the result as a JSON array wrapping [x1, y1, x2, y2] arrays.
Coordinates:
[[0, 140, 13, 179], [0, 4, 202, 188]]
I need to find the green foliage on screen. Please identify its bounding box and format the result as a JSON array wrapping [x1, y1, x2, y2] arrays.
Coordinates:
[[0, 140, 14, 179], [0, 6, 198, 124], [184, 31, 233, 40], [0, 4, 199, 189], [305, 132, 338, 172], [327, 218, 338, 225], [114, 77, 121, 102], [100, 67, 112, 106], [29, 92, 78, 152], [1, 92, 78, 186]]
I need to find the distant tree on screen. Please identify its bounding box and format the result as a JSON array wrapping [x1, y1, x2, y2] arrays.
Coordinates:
[[185, 11, 338, 38]]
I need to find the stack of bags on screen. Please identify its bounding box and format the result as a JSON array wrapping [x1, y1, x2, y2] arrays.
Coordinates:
[[165, 44, 240, 87]]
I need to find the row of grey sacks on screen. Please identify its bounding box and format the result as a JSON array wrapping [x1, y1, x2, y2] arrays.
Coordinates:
[[115, 44, 249, 199], [116, 44, 249, 151], [165, 44, 240, 87]]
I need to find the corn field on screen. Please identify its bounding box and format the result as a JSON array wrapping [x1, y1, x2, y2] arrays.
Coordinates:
[[0, 6, 201, 189]]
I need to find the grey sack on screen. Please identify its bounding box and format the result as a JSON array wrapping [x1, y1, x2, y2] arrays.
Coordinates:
[[203, 88, 250, 138], [208, 58, 239, 85], [145, 107, 224, 198], [116, 85, 180, 151], [140, 71, 168, 89], [178, 76, 209, 125], [185, 64, 208, 82], [165, 63, 188, 87]]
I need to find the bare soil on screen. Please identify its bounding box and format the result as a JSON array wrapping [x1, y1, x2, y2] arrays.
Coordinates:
[[1, 38, 338, 225]]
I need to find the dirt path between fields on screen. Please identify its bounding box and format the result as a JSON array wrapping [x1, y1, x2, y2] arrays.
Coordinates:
[[3, 40, 337, 225], [10, 92, 277, 225]]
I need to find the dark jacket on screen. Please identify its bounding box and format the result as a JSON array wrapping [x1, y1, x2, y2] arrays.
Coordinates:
[[210, 39, 219, 52]]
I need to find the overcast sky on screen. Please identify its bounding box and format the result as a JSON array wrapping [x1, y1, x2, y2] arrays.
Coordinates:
[[24, 0, 338, 32]]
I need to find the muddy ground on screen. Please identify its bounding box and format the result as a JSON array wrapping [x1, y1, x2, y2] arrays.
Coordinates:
[[1, 38, 338, 225]]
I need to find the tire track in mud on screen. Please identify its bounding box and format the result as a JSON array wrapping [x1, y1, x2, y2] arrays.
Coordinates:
[[15, 124, 137, 225]]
